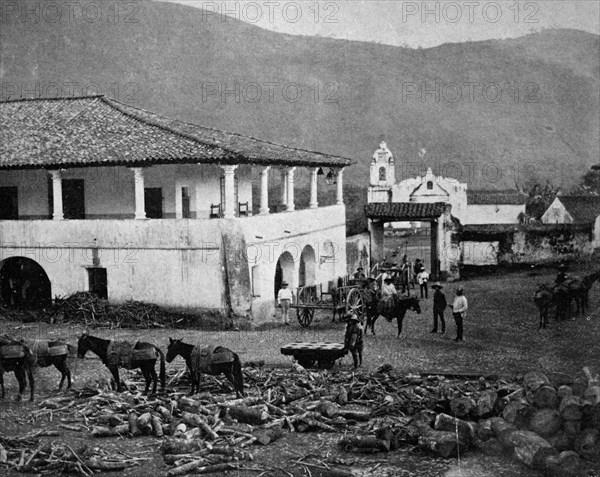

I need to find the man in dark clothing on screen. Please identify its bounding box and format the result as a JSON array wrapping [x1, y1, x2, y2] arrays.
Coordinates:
[[555, 264, 568, 285], [343, 313, 363, 369], [431, 282, 447, 334]]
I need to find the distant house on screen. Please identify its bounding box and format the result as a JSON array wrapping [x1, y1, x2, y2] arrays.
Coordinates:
[[0, 96, 352, 323], [541, 196, 600, 225]]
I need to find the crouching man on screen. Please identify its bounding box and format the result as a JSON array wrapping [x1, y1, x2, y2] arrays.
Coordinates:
[[343, 313, 364, 369]]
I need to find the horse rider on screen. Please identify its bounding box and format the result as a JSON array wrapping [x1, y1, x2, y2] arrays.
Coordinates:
[[381, 276, 397, 298], [343, 313, 364, 369], [555, 264, 568, 285]]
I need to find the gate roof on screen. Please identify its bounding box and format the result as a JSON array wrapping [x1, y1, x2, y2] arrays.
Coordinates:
[[365, 202, 446, 221]]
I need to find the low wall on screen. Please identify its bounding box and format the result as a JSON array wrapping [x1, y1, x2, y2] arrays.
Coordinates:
[[458, 224, 594, 270]]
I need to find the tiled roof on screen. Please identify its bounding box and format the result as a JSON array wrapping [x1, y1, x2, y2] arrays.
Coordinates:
[[0, 96, 353, 169], [365, 202, 447, 220], [557, 195, 600, 224], [467, 190, 527, 205]]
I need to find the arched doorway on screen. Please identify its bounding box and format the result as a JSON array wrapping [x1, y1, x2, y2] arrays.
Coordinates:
[[274, 251, 294, 299], [0, 257, 52, 309], [299, 245, 316, 287]]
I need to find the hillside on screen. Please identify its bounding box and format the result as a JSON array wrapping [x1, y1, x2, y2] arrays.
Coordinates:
[[1, 0, 598, 193]]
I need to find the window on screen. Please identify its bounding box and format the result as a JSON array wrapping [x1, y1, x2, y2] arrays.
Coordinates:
[[144, 188, 163, 218], [427, 181, 433, 190], [379, 167, 386, 181], [88, 268, 108, 299], [181, 187, 191, 218], [0, 187, 18, 219]]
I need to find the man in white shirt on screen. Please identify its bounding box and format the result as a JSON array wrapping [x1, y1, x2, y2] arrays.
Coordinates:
[[417, 269, 429, 299], [450, 287, 468, 342], [277, 281, 293, 325], [381, 277, 397, 298]]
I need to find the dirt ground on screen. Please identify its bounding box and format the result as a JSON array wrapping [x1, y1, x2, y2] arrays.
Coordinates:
[[1, 268, 600, 476]]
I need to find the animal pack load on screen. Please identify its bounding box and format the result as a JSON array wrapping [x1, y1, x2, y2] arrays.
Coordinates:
[[0, 344, 26, 359], [107, 341, 158, 370], [191, 345, 235, 375], [24, 340, 68, 359]]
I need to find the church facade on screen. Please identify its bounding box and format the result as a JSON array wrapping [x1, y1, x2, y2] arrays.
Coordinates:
[[367, 142, 526, 226]]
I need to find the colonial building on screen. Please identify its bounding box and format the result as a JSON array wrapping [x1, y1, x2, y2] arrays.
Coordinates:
[[367, 141, 527, 226], [0, 96, 352, 323]]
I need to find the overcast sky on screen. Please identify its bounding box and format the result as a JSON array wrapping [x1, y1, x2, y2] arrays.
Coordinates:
[[164, 0, 600, 48]]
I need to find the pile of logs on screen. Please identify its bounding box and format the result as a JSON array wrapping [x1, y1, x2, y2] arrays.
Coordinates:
[[334, 367, 600, 476], [0, 429, 146, 475]]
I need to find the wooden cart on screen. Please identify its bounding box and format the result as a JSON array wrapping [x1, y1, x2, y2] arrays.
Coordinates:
[[290, 279, 368, 327], [280, 342, 347, 369]]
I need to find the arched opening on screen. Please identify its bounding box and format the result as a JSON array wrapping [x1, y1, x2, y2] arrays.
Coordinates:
[[299, 245, 316, 287], [379, 167, 386, 181], [427, 181, 433, 190], [274, 251, 295, 300], [0, 257, 52, 309]]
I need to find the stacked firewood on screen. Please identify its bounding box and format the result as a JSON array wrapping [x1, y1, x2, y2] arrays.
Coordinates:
[[335, 367, 600, 476]]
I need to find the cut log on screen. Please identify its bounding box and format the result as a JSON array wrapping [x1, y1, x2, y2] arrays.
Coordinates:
[[227, 405, 269, 425], [434, 413, 476, 441], [571, 378, 587, 398], [408, 410, 437, 429], [510, 430, 557, 468], [559, 395, 584, 421], [528, 409, 562, 437], [557, 385, 573, 400], [523, 371, 551, 404], [547, 372, 573, 388], [337, 386, 348, 405], [254, 427, 284, 446], [169, 462, 236, 476], [91, 424, 129, 437], [574, 428, 600, 461], [474, 437, 503, 456], [339, 435, 391, 453], [563, 420, 581, 437], [160, 438, 203, 455], [584, 386, 600, 405], [137, 412, 153, 435], [128, 412, 141, 436], [418, 429, 470, 458], [476, 419, 494, 441], [157, 405, 172, 422], [547, 430, 573, 452], [502, 401, 533, 428], [151, 416, 164, 437], [316, 401, 339, 418], [181, 411, 207, 428], [95, 414, 124, 427], [336, 410, 371, 422], [475, 390, 497, 418], [450, 396, 475, 419], [490, 417, 519, 450], [178, 396, 211, 415], [533, 386, 559, 409]]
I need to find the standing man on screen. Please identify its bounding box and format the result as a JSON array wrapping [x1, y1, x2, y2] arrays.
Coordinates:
[[343, 313, 364, 369], [450, 287, 468, 342], [417, 269, 429, 299], [277, 281, 293, 325], [354, 267, 366, 280], [431, 282, 446, 334]]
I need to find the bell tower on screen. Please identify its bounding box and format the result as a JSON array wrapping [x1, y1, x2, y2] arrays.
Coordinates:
[[370, 141, 395, 186]]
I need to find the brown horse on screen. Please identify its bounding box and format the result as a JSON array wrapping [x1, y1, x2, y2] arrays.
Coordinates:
[[166, 338, 244, 397], [366, 295, 421, 337], [22, 339, 72, 391], [0, 335, 35, 401], [77, 333, 165, 394]]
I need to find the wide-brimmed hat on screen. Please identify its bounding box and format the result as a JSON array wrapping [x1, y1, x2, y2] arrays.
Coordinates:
[[348, 314, 359, 321], [282, 281, 288, 286], [357, 267, 364, 271], [384, 277, 393, 282], [432, 282, 443, 289]]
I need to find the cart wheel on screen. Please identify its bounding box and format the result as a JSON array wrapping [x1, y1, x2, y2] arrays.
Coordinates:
[[298, 358, 315, 368], [346, 288, 365, 322], [297, 307, 315, 327]]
